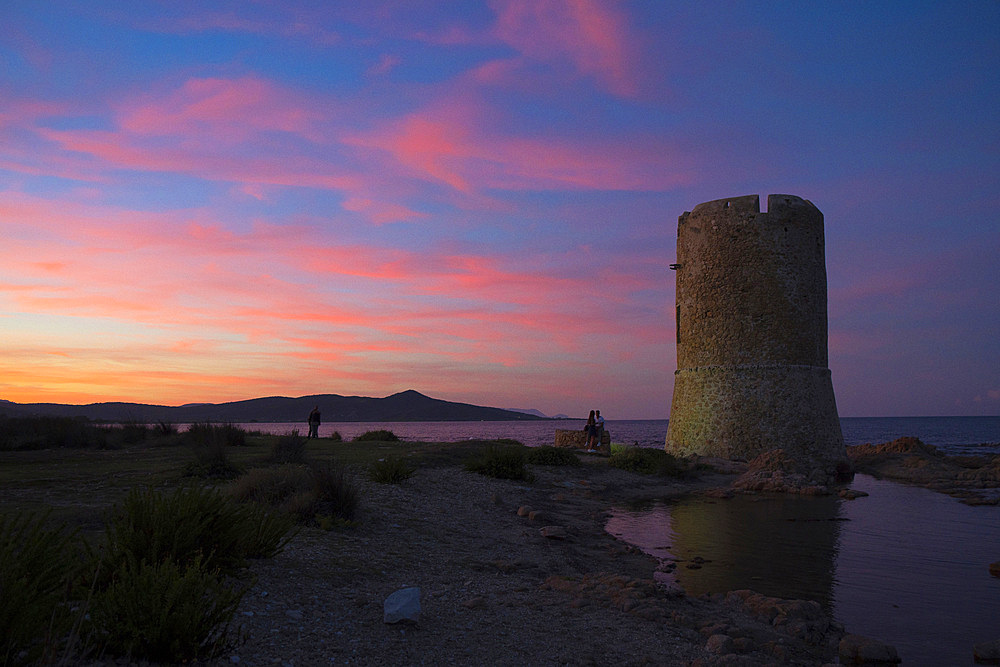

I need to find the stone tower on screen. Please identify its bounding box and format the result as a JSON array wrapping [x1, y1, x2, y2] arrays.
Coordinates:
[[665, 194, 845, 467]]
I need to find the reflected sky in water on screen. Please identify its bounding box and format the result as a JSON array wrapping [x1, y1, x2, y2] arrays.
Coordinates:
[[606, 475, 1000, 666]]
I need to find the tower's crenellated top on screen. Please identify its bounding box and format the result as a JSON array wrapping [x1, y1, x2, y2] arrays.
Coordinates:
[[673, 193, 828, 369]]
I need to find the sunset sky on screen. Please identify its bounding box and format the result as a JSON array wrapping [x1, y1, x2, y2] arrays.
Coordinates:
[[1, 1, 998, 419]]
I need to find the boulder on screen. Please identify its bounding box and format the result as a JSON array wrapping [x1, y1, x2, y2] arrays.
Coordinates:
[[838, 634, 900, 664], [384, 587, 421, 624], [974, 639, 1000, 663]]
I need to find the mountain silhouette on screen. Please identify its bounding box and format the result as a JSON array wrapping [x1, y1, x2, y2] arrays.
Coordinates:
[[0, 390, 549, 423]]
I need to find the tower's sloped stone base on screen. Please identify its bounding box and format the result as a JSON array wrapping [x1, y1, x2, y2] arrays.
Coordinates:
[[666, 364, 844, 467]]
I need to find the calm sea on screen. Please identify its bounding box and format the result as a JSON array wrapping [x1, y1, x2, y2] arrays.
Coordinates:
[[227, 416, 1000, 455]]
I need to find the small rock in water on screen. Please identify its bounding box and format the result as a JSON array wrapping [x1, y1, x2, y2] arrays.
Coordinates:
[[838, 634, 900, 664], [517, 506, 532, 517], [990, 561, 1000, 578], [974, 639, 1000, 662], [384, 587, 421, 624]]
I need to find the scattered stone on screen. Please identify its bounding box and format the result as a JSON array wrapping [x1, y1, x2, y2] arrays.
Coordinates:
[[461, 596, 487, 610], [838, 634, 901, 664], [539, 525, 567, 540], [285, 609, 303, 620], [517, 506, 532, 517], [705, 634, 734, 655], [839, 489, 869, 500], [528, 510, 545, 521], [974, 639, 1000, 663], [990, 561, 1000, 578], [383, 587, 421, 624]]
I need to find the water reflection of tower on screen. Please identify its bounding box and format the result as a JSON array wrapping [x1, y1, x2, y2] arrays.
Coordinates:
[[668, 493, 843, 610], [666, 194, 846, 470]]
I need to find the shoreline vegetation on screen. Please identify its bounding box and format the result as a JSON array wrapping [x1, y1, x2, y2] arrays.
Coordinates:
[[1, 417, 998, 664]]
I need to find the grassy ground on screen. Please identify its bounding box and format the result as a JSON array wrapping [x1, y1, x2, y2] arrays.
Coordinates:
[[0, 433, 512, 533]]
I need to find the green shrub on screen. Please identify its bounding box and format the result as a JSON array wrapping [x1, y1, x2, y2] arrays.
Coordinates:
[[465, 446, 534, 481], [0, 512, 82, 665], [183, 423, 243, 478], [154, 421, 177, 436], [230, 464, 359, 524], [329, 430, 343, 442], [369, 457, 414, 484], [185, 422, 247, 448], [88, 555, 246, 662], [230, 466, 313, 506], [266, 432, 307, 464], [609, 443, 627, 455], [311, 464, 360, 521], [525, 446, 579, 466], [0, 416, 107, 450], [354, 429, 399, 442], [100, 485, 285, 580], [608, 447, 684, 476], [119, 420, 150, 445]]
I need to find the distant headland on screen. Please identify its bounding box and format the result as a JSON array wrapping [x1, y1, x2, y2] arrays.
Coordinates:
[[0, 390, 555, 423]]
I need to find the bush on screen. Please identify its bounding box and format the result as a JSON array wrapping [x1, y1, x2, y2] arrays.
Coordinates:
[[154, 421, 177, 436], [231, 464, 359, 525], [329, 430, 343, 442], [100, 485, 287, 580], [369, 457, 414, 484], [526, 446, 579, 466], [183, 423, 244, 478], [87, 485, 292, 662], [311, 464, 360, 521], [119, 420, 150, 445], [88, 556, 246, 662], [608, 447, 684, 477], [354, 429, 399, 442], [465, 446, 534, 481], [0, 416, 107, 450], [230, 466, 313, 506], [0, 512, 82, 665], [266, 432, 307, 464]]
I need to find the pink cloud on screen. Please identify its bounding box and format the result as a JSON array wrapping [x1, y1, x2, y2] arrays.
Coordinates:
[[119, 76, 324, 141], [347, 102, 693, 193], [367, 53, 402, 76], [490, 0, 640, 97], [341, 197, 428, 224]]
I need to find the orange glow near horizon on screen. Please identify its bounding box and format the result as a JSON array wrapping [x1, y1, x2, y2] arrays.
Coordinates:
[[2, 2, 998, 417]]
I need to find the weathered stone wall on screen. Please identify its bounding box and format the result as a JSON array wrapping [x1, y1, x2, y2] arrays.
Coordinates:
[[555, 429, 611, 451], [666, 194, 845, 468]]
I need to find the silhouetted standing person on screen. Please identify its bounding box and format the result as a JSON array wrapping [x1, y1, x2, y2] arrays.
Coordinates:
[[595, 410, 605, 450], [584, 409, 597, 452], [307, 406, 321, 439]]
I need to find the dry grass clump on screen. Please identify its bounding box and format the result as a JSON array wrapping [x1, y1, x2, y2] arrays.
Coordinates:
[[369, 457, 414, 484], [230, 464, 360, 525], [465, 445, 534, 481]]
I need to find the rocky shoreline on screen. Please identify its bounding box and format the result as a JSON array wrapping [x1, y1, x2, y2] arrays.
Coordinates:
[[84, 437, 995, 666], [206, 457, 861, 666], [846, 436, 1000, 505]]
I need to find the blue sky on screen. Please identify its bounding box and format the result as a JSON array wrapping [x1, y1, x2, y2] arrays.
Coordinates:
[[1, 1, 997, 418]]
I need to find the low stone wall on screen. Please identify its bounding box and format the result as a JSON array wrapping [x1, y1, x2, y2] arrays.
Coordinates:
[[554, 429, 611, 453]]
